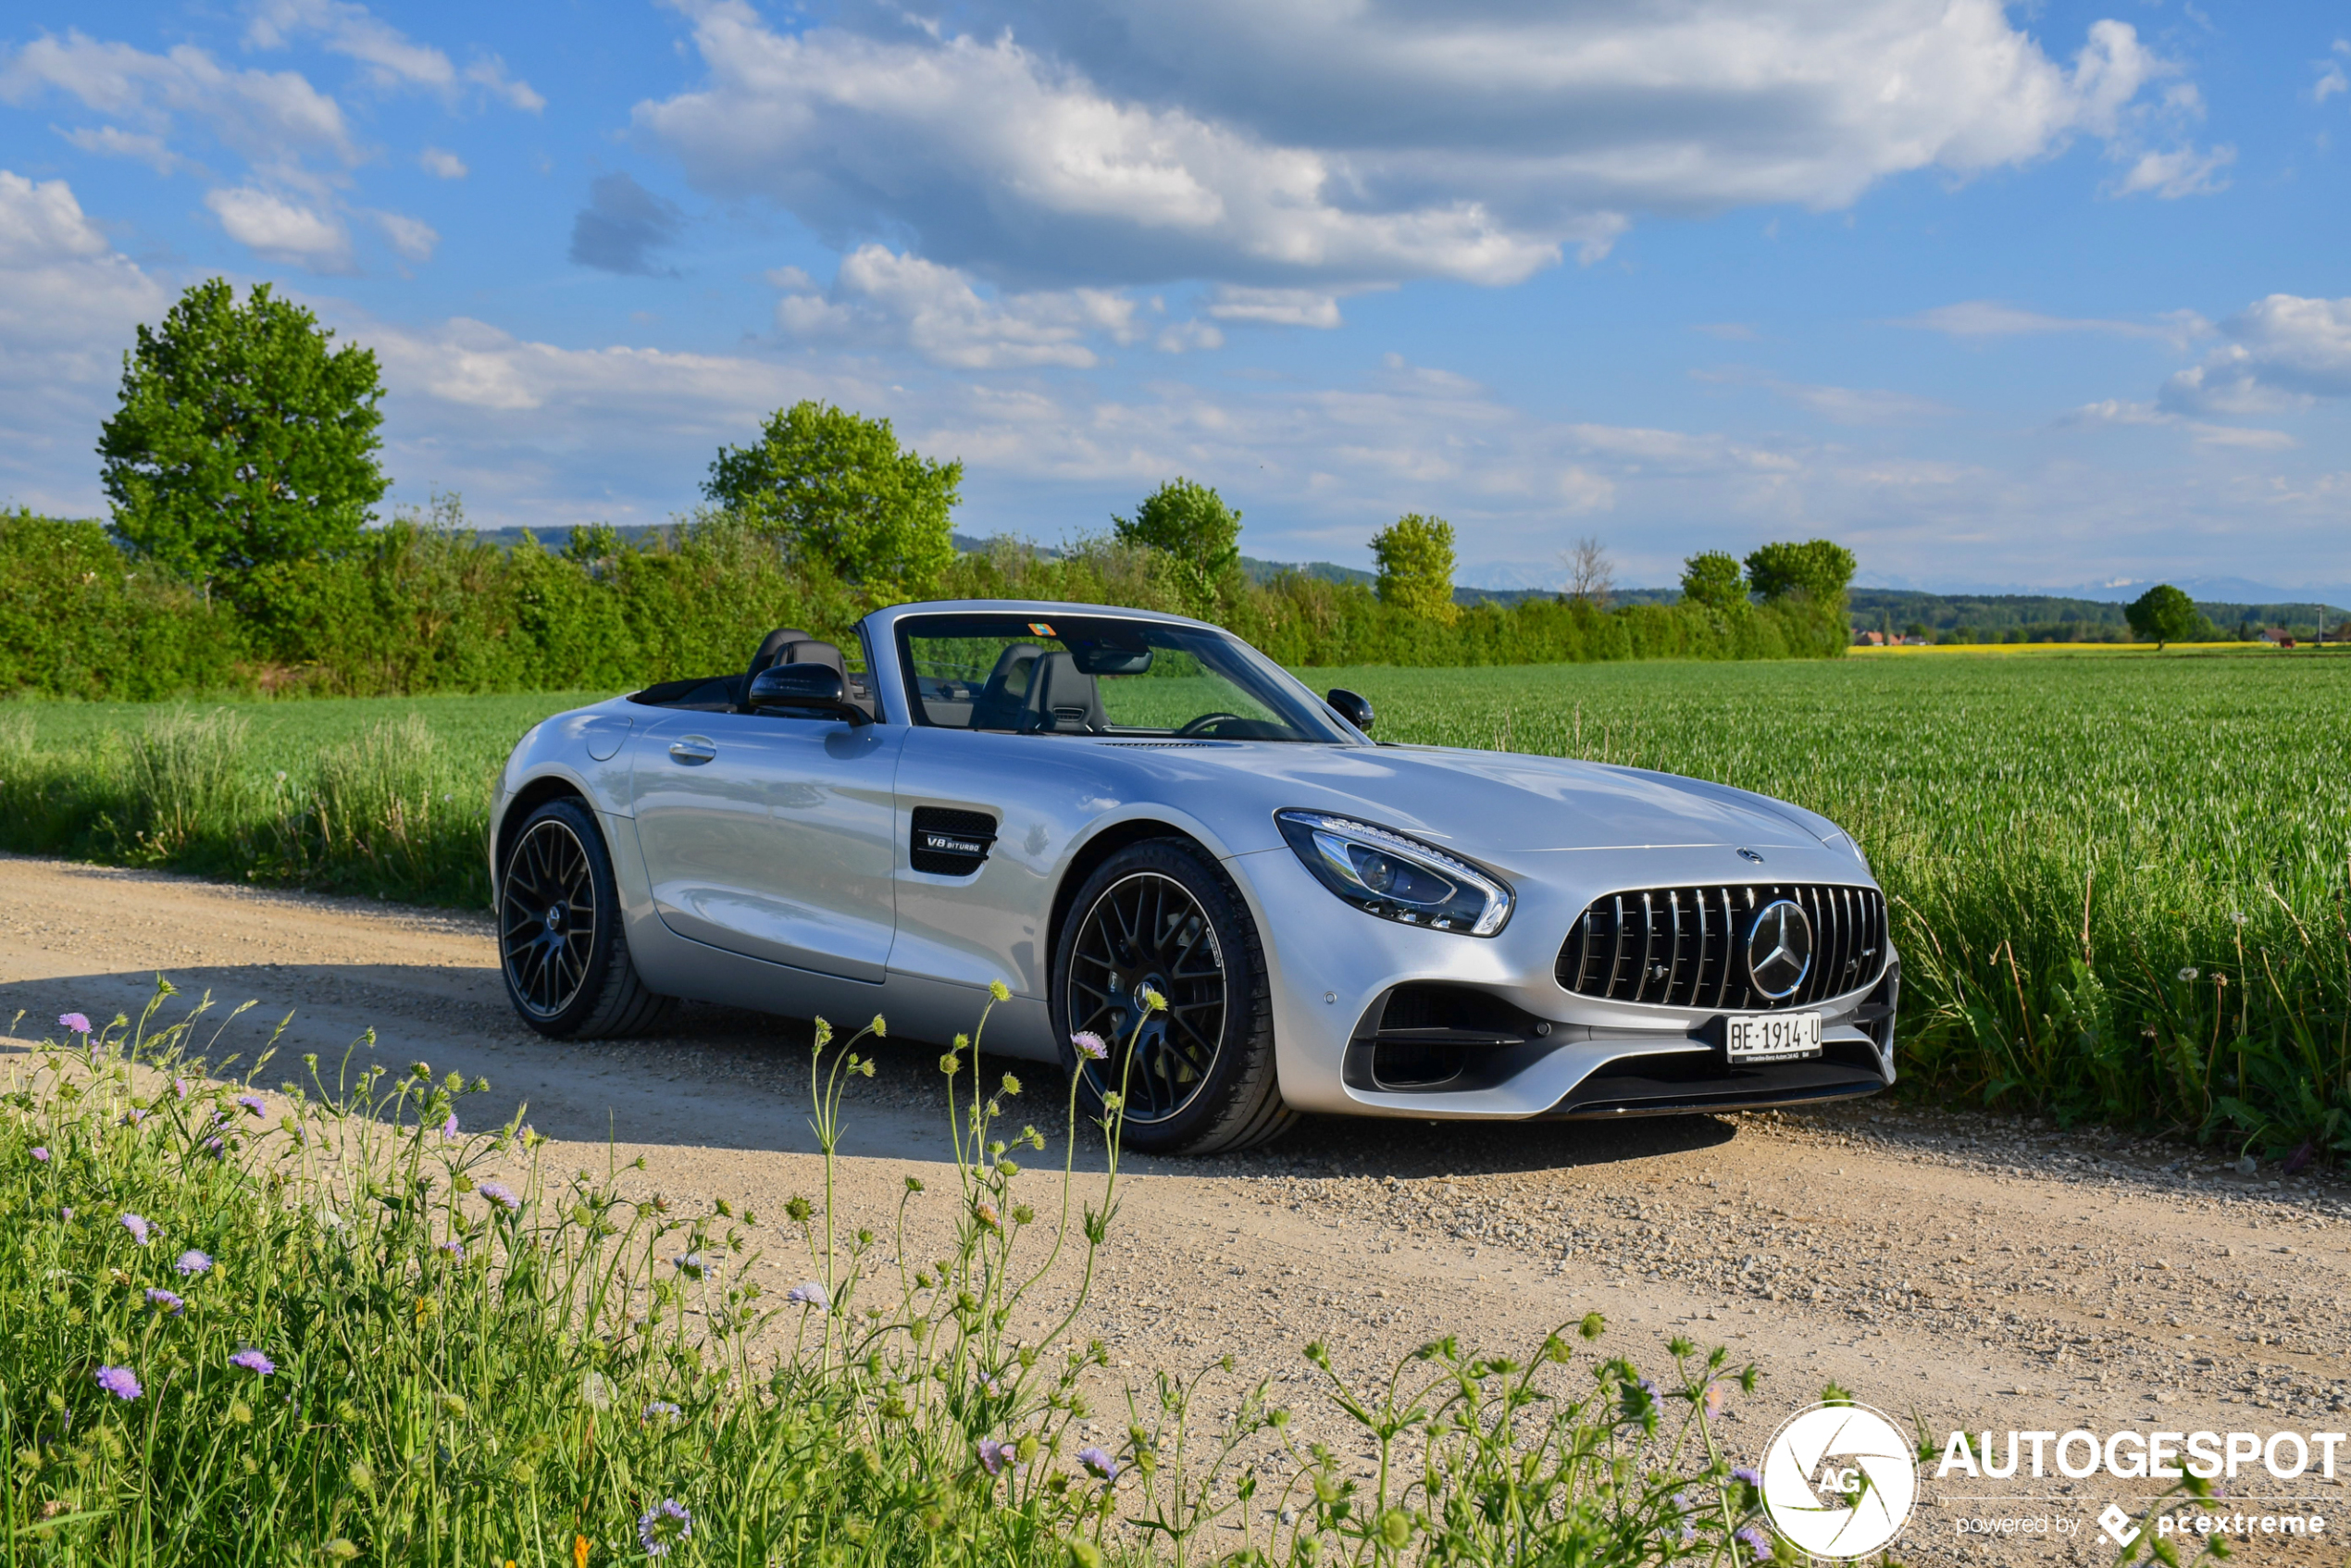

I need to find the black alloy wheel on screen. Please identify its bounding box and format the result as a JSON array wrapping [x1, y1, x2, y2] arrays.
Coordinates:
[[497, 796, 669, 1039], [502, 814, 599, 1019], [1068, 870, 1227, 1124], [1051, 839, 1293, 1154]]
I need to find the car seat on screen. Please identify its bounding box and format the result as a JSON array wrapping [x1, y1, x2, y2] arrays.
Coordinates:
[[1020, 652, 1104, 733], [969, 644, 1043, 731]]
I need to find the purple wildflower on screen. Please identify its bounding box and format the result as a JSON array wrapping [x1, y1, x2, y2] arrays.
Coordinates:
[[176, 1249, 213, 1276], [1070, 1031, 1108, 1062], [977, 1437, 1013, 1475], [785, 1281, 830, 1312], [30, 1147, 47, 1164], [144, 1287, 185, 1315], [643, 1400, 681, 1422], [59, 1013, 91, 1036], [172, 1077, 190, 1100], [119, 1213, 151, 1246], [673, 1252, 708, 1279], [436, 1241, 464, 1261], [202, 1137, 225, 1157], [59, 1206, 72, 1222], [1736, 1524, 1773, 1562], [236, 1095, 267, 1118], [637, 1499, 691, 1557], [1078, 1445, 1119, 1482], [1732, 1466, 1761, 1488], [121, 1108, 145, 1126], [479, 1181, 519, 1212], [439, 1113, 459, 1141], [94, 1365, 141, 1400], [230, 1348, 275, 1375]]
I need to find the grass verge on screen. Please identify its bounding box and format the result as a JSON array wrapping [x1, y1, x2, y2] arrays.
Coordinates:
[[6, 980, 1791, 1566]]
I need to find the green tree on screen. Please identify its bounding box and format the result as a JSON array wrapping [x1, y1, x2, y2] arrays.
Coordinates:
[[1744, 539, 1858, 610], [1678, 551, 1748, 614], [1113, 478, 1243, 615], [99, 279, 387, 600], [2124, 583, 2199, 650], [704, 401, 961, 593], [1371, 513, 1459, 626]]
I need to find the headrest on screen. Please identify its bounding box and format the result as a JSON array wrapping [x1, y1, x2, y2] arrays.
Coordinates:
[[748, 628, 814, 678]]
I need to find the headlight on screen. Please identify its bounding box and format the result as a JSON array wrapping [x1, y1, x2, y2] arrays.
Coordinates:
[[1275, 810, 1513, 936]]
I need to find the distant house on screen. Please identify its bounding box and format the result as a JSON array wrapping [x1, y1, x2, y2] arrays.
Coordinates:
[[2258, 628, 2296, 647], [1853, 628, 1886, 646]]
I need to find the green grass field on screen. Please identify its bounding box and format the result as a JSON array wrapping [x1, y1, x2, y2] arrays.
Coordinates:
[[5, 650, 2347, 1154]]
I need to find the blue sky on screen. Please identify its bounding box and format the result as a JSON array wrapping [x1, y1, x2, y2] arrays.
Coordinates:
[[2, 0, 2345, 593]]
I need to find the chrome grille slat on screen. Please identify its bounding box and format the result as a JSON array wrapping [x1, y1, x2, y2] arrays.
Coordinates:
[[1554, 881, 1887, 1011]]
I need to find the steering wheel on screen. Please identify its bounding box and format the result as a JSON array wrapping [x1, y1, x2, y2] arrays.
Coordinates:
[[1176, 712, 1246, 737]]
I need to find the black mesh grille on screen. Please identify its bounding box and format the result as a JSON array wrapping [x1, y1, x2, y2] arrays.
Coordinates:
[[910, 807, 997, 876], [1554, 883, 1887, 1011]]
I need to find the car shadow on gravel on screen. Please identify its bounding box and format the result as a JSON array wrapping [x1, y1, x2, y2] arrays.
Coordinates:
[[3, 964, 1746, 1177]]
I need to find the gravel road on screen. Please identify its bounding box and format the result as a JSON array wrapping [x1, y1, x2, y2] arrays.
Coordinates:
[[6, 853, 2347, 1563]]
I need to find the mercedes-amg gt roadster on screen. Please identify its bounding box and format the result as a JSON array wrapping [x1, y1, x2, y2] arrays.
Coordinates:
[[489, 601, 1897, 1153]]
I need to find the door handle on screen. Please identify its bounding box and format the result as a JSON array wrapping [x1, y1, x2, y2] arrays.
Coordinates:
[[668, 738, 717, 765]]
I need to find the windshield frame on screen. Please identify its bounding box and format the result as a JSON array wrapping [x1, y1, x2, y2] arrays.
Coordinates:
[[890, 610, 1354, 743]]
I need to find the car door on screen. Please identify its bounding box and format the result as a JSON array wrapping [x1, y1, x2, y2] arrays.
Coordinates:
[[629, 709, 904, 983]]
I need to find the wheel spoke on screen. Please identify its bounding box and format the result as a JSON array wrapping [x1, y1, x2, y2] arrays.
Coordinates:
[[502, 819, 597, 1020], [1069, 870, 1226, 1126]]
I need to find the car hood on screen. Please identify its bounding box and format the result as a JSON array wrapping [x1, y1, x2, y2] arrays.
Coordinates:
[[1108, 740, 1845, 866]]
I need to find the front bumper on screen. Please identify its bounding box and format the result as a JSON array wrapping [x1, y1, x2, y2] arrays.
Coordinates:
[[1227, 843, 1898, 1121]]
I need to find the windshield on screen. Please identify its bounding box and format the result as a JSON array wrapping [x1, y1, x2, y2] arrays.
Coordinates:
[[894, 613, 1350, 742]]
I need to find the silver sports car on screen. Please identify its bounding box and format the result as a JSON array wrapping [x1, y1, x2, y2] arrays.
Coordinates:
[[489, 600, 1897, 1153]]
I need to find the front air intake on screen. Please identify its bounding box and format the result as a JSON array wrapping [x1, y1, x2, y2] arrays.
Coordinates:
[[1555, 883, 1886, 1012]]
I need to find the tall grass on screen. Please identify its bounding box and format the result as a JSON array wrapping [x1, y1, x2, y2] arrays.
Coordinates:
[[1323, 653, 2351, 1164], [2, 979, 1788, 1565]]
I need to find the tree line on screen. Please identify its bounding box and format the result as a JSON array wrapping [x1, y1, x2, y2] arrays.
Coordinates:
[[2, 279, 1858, 700]]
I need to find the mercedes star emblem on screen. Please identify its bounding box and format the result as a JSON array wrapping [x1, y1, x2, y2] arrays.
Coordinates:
[[1746, 899, 1814, 1000]]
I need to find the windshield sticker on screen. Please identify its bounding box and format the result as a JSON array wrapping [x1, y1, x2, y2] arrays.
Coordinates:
[[1027, 622, 1055, 638]]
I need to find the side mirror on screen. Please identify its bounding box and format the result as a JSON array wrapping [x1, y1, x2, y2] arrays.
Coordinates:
[[1326, 687, 1375, 734], [748, 663, 873, 726]]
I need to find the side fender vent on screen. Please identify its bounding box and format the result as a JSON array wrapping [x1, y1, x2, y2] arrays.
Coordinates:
[[911, 806, 998, 877]]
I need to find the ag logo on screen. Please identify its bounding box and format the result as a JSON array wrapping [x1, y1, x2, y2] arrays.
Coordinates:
[[1758, 1402, 1917, 1558]]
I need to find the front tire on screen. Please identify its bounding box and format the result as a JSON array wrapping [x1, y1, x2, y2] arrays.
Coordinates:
[[498, 797, 669, 1039], [1051, 839, 1294, 1155]]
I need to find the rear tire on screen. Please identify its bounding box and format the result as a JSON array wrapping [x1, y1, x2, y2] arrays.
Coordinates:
[[498, 797, 670, 1039], [1051, 838, 1295, 1155]]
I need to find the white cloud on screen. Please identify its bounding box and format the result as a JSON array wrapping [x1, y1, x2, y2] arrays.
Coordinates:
[[2062, 397, 2294, 449], [1206, 288, 1349, 330], [2315, 45, 2347, 104], [418, 146, 466, 179], [59, 123, 186, 175], [243, 0, 542, 110], [1897, 300, 2197, 341], [635, 0, 2186, 292], [2158, 294, 2351, 415], [0, 30, 355, 172], [1155, 320, 1225, 354], [373, 210, 438, 262], [0, 171, 169, 512], [205, 185, 352, 269], [2110, 143, 2235, 198], [773, 246, 1145, 370], [1694, 366, 1950, 425]]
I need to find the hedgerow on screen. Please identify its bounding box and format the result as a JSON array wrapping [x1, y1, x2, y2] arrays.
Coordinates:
[[0, 509, 1841, 703]]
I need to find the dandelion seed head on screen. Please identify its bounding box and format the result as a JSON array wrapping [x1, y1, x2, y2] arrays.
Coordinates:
[[2178, 966, 2200, 982]]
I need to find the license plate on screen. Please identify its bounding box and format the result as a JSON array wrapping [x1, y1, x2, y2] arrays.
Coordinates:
[[1725, 1011, 1822, 1062]]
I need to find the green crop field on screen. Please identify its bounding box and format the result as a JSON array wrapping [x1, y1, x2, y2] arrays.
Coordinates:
[[4, 649, 2346, 1155]]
